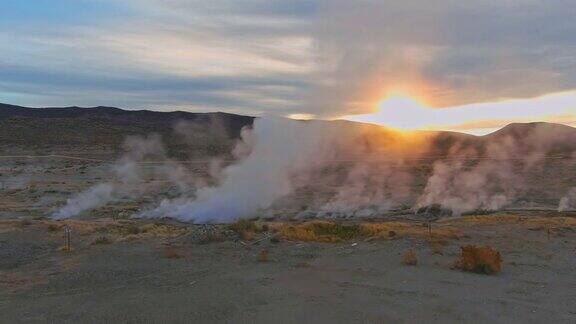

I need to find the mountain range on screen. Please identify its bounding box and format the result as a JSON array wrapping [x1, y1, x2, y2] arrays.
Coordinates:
[[1, 102, 576, 159]]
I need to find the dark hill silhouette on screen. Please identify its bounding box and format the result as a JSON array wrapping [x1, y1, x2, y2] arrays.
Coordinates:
[[0, 103, 254, 157], [1, 103, 576, 160]]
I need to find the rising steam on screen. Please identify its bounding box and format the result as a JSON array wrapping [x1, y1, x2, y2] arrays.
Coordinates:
[[139, 117, 339, 222], [53, 118, 576, 222], [52, 134, 188, 219], [559, 188, 576, 212]]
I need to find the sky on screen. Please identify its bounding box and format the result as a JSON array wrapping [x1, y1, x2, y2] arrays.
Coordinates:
[[1, 0, 575, 134]]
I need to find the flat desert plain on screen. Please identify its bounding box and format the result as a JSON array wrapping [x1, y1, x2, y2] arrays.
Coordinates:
[[1, 157, 575, 323]]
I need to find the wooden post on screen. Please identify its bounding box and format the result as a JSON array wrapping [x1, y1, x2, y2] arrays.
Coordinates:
[[65, 226, 71, 252]]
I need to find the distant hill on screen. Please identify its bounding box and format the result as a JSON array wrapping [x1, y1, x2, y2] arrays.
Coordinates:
[[0, 103, 255, 157], [1, 102, 576, 160], [0, 103, 254, 129]]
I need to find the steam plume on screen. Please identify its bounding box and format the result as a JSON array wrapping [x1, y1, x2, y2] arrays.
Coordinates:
[[139, 117, 338, 222], [559, 188, 576, 212], [52, 134, 170, 219]]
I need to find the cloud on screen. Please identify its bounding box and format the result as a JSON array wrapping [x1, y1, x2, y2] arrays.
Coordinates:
[[309, 0, 576, 116], [0, 0, 313, 114], [1, 0, 576, 120]]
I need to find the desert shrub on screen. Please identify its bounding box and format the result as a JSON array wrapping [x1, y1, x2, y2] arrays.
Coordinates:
[[230, 219, 260, 241], [128, 225, 141, 235], [267, 220, 463, 243], [453, 245, 502, 275], [47, 224, 59, 232], [91, 235, 111, 245], [277, 221, 360, 242], [240, 230, 255, 241], [162, 247, 184, 259], [309, 222, 361, 240], [270, 236, 281, 243], [230, 219, 258, 233], [58, 245, 73, 253], [402, 249, 418, 266], [198, 231, 224, 244], [258, 249, 269, 262]]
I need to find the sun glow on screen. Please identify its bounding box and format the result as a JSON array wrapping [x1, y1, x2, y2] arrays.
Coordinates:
[[343, 90, 576, 135], [345, 93, 433, 131]]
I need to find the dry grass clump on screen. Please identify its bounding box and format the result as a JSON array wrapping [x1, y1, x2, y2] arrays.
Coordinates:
[[453, 245, 502, 275], [58, 245, 73, 253], [273, 221, 361, 242], [402, 249, 418, 266], [258, 249, 269, 262], [265, 220, 462, 243], [198, 231, 224, 244], [240, 230, 255, 241], [138, 223, 189, 237], [443, 214, 576, 230], [90, 235, 112, 245], [47, 224, 60, 232], [230, 219, 259, 233], [360, 222, 462, 241], [230, 219, 261, 241], [109, 222, 189, 241], [162, 247, 184, 259]]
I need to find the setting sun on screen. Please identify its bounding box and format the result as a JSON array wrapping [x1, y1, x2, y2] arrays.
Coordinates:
[[344, 90, 576, 135], [344, 93, 433, 130]]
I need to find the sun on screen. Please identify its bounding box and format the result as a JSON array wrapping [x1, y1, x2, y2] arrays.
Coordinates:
[[344, 93, 434, 130]]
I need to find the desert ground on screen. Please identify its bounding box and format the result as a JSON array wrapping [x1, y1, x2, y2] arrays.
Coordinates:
[[1, 157, 575, 323]]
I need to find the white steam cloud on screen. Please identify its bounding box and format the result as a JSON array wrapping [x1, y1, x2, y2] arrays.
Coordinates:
[[417, 123, 576, 215], [52, 134, 188, 219], [53, 117, 576, 222], [559, 188, 576, 212], [52, 183, 115, 220], [139, 117, 338, 222]]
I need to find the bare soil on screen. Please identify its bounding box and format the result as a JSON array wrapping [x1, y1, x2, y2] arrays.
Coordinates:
[[1, 157, 575, 323]]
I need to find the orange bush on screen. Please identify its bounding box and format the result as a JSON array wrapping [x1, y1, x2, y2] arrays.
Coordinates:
[[163, 247, 184, 259], [402, 249, 418, 266], [258, 249, 269, 262], [453, 245, 502, 275]]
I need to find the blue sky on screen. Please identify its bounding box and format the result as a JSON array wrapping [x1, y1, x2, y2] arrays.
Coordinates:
[[1, 0, 575, 132], [0, 0, 130, 24]]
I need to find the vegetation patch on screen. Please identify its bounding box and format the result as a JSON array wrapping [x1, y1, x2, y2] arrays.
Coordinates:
[[266, 220, 463, 243], [453, 245, 502, 275], [230, 219, 259, 233], [258, 249, 269, 262], [402, 249, 418, 266], [162, 246, 184, 259], [229, 218, 260, 241], [91, 235, 112, 245], [272, 221, 361, 242]]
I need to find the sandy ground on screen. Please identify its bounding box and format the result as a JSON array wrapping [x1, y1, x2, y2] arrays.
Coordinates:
[[1, 157, 576, 323]]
